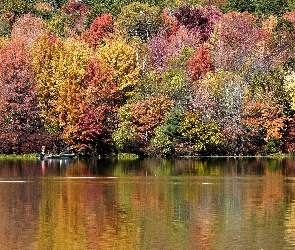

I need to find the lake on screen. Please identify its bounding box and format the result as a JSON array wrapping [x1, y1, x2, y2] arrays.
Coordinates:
[[1, 157, 295, 250]]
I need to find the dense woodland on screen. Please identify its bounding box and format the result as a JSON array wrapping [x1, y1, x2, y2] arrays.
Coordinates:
[[2, 0, 295, 156]]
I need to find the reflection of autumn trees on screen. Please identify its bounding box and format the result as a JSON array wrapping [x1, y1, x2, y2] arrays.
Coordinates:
[[36, 179, 87, 249], [1, 157, 295, 249], [0, 179, 41, 249], [35, 158, 288, 249], [284, 175, 295, 246]]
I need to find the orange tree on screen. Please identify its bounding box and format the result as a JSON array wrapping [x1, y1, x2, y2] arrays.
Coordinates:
[[242, 69, 291, 154], [11, 13, 46, 48], [187, 45, 213, 81]]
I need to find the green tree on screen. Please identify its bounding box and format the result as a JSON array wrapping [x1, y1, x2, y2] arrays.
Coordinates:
[[113, 95, 174, 154], [115, 2, 162, 41], [112, 105, 137, 153], [148, 125, 175, 156], [222, 0, 291, 18], [148, 106, 184, 157], [43, 0, 68, 9], [160, 68, 192, 105], [268, 18, 295, 68], [44, 12, 68, 37], [83, 0, 166, 25], [180, 112, 223, 155], [0, 0, 36, 17], [242, 69, 291, 153], [0, 17, 12, 37]]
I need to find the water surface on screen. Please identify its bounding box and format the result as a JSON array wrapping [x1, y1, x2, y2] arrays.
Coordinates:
[[0, 157, 295, 249]]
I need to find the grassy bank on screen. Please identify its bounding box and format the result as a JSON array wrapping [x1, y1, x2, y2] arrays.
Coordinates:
[[0, 153, 140, 160], [0, 153, 293, 160], [0, 154, 38, 159]]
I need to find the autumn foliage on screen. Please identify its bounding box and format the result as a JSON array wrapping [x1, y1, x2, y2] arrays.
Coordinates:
[[0, 37, 47, 153], [1, 1, 295, 156]]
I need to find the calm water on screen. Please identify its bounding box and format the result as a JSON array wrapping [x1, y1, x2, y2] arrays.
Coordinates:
[[1, 157, 295, 250]]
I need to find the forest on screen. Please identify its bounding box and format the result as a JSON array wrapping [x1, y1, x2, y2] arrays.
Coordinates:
[[1, 0, 295, 156]]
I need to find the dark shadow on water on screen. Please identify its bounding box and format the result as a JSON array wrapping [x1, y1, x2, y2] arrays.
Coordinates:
[[0, 156, 293, 179]]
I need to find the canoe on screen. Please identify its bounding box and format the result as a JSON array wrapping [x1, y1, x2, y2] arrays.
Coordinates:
[[46, 153, 76, 159]]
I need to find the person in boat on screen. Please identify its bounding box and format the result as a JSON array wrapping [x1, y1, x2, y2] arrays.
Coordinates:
[[40, 145, 46, 159], [65, 146, 71, 154]]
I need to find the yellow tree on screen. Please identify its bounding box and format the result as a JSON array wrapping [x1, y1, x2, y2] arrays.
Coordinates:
[[56, 78, 86, 150], [180, 111, 223, 154], [48, 38, 91, 149], [31, 34, 92, 148], [31, 33, 62, 133], [96, 34, 141, 98], [285, 71, 295, 111], [0, 36, 9, 50]]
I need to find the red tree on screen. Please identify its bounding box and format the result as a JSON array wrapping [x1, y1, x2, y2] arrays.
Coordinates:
[[0, 37, 45, 153], [78, 58, 123, 154], [209, 11, 269, 72], [174, 4, 222, 42], [62, 0, 89, 16], [187, 45, 213, 81], [148, 25, 201, 73], [81, 14, 114, 48]]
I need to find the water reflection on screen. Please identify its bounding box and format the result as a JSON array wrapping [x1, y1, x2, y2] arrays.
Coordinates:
[[0, 157, 295, 249]]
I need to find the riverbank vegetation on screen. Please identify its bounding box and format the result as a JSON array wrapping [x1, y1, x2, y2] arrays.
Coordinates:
[[1, 0, 295, 157]]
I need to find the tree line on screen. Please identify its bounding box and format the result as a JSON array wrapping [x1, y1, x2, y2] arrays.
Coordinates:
[[1, 0, 295, 156]]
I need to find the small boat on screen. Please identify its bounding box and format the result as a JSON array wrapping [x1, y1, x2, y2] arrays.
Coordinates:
[[46, 153, 76, 159]]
